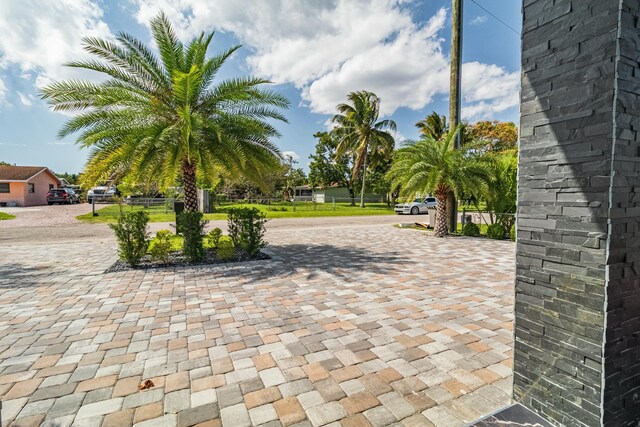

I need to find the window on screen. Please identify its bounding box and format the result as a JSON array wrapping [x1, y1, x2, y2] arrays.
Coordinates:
[[28, 183, 35, 193], [49, 184, 54, 190], [0, 183, 9, 193]]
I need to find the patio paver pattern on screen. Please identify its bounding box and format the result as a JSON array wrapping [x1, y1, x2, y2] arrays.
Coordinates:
[[0, 223, 514, 426]]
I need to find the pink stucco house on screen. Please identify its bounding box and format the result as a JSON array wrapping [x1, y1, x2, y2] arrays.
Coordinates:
[[0, 165, 62, 207]]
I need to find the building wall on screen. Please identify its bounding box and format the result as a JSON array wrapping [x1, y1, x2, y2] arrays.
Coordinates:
[[0, 182, 27, 206], [517, 0, 640, 425], [604, 1, 640, 423], [0, 171, 59, 207], [24, 171, 59, 206], [517, 0, 614, 425], [321, 187, 384, 202]]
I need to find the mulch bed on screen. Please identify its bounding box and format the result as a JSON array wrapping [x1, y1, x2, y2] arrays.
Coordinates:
[[104, 248, 270, 273]]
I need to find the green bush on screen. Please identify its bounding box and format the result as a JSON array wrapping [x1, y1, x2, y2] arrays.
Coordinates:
[[149, 229, 173, 263], [109, 211, 149, 267], [510, 224, 516, 241], [486, 223, 506, 240], [227, 207, 267, 258], [207, 228, 223, 248], [177, 211, 208, 262], [216, 236, 235, 260], [461, 222, 480, 237]]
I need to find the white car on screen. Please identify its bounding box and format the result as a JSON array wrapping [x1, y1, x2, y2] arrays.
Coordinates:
[[394, 197, 437, 215], [87, 186, 118, 203]]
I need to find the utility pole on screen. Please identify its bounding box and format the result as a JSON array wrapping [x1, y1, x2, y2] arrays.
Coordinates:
[[448, 0, 463, 233]]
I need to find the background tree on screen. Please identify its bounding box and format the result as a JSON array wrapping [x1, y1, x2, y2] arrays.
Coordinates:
[[468, 120, 518, 152], [415, 111, 447, 140], [478, 149, 518, 231], [41, 13, 289, 212], [280, 155, 307, 200], [387, 128, 490, 237], [308, 131, 357, 205], [365, 156, 395, 206], [54, 172, 79, 185], [331, 91, 396, 208]]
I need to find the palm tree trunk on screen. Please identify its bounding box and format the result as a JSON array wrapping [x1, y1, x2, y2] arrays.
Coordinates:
[[360, 150, 368, 208], [434, 192, 448, 237], [348, 187, 355, 206], [182, 159, 198, 212]]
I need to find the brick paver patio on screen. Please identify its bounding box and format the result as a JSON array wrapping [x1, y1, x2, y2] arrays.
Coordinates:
[[0, 221, 514, 426]]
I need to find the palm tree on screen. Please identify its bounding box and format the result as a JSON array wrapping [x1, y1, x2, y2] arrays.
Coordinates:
[[415, 111, 447, 140], [41, 13, 289, 212], [331, 91, 396, 208], [387, 127, 490, 237], [481, 149, 518, 231]]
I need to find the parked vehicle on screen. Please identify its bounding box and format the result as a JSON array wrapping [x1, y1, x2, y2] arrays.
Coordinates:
[[394, 197, 437, 215], [87, 186, 118, 203], [47, 188, 80, 205]]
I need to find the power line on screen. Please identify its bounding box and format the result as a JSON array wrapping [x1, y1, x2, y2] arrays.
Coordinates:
[[469, 0, 520, 35]]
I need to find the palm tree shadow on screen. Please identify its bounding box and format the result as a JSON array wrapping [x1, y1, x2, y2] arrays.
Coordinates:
[[0, 264, 66, 289], [257, 243, 408, 281]]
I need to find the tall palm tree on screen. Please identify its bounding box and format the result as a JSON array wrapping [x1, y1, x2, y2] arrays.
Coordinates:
[[41, 13, 289, 212], [387, 128, 490, 237], [331, 91, 396, 208], [415, 111, 447, 140]]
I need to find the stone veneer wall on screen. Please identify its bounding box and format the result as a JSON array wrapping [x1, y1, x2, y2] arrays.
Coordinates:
[[604, 1, 640, 424], [517, 0, 640, 425]]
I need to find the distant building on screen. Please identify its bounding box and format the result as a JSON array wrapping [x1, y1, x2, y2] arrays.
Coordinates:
[[0, 165, 61, 207], [293, 184, 385, 203]]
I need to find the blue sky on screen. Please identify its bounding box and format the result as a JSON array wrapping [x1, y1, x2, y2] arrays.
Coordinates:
[[0, 1, 521, 174]]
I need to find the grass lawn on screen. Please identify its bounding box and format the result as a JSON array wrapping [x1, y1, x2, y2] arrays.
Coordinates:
[[77, 201, 395, 223], [0, 212, 16, 220]]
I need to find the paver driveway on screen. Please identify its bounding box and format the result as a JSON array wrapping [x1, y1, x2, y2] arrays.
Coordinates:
[[0, 219, 515, 426]]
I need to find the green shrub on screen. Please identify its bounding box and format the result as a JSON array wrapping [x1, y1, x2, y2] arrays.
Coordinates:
[[486, 223, 506, 240], [206, 228, 223, 248], [177, 211, 208, 262], [216, 236, 235, 260], [510, 224, 516, 241], [149, 230, 173, 263], [109, 211, 149, 267], [227, 207, 267, 258], [461, 222, 480, 237]]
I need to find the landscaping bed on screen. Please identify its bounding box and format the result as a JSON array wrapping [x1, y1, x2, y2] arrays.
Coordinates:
[[105, 248, 270, 273]]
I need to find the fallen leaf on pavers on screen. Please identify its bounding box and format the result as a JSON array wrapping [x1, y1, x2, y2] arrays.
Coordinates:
[[138, 380, 154, 390]]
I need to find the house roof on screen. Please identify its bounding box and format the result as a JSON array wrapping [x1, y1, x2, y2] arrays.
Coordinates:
[[0, 166, 61, 183]]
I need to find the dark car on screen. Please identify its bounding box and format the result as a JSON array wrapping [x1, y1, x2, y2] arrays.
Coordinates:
[[47, 188, 80, 205]]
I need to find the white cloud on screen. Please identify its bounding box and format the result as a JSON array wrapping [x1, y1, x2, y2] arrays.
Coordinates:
[[471, 15, 488, 26], [131, 0, 518, 121], [0, 0, 113, 89], [16, 91, 34, 106], [461, 62, 519, 120], [0, 78, 6, 103], [388, 129, 406, 146]]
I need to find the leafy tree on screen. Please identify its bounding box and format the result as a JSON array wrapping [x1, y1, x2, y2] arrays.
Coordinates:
[[415, 111, 447, 140], [468, 120, 518, 152], [287, 168, 307, 187], [55, 172, 79, 185], [41, 12, 289, 212], [365, 157, 396, 206], [387, 127, 490, 237], [331, 91, 396, 208], [0, 161, 14, 166], [280, 155, 306, 200], [308, 131, 357, 205], [480, 149, 517, 231]]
